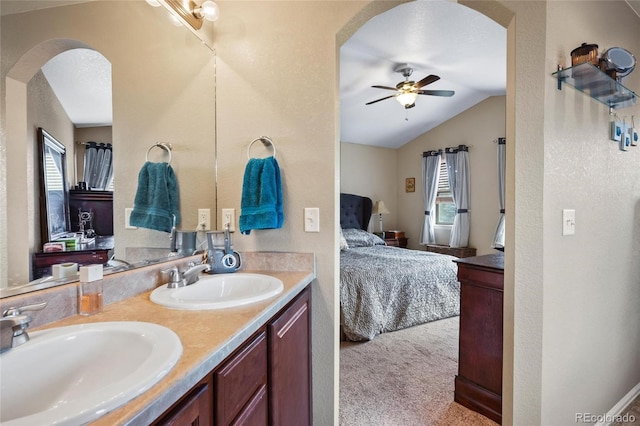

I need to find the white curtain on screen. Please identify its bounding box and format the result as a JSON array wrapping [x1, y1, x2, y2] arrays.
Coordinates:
[[492, 138, 506, 249], [445, 145, 470, 248], [420, 150, 441, 245], [83, 142, 114, 190]]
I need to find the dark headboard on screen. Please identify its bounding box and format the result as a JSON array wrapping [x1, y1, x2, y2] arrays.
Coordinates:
[[340, 193, 373, 230]]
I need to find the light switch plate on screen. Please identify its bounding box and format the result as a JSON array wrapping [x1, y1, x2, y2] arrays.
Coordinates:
[[304, 208, 320, 232], [125, 208, 137, 229], [562, 209, 575, 236]]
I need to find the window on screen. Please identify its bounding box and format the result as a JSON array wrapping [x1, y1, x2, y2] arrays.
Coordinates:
[[436, 156, 456, 225]]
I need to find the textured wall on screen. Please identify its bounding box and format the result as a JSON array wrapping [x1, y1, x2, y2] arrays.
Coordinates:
[[340, 142, 398, 232], [542, 1, 640, 423]]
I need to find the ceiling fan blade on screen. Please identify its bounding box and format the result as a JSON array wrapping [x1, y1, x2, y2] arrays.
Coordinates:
[[366, 95, 396, 105], [418, 89, 455, 97], [415, 74, 440, 88], [371, 85, 399, 91]]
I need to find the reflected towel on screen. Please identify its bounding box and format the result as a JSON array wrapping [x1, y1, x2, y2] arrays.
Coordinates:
[[239, 156, 283, 235], [130, 162, 180, 233]]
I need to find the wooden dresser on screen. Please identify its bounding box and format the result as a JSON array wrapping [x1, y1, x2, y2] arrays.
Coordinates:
[[454, 252, 504, 424], [426, 244, 476, 258]]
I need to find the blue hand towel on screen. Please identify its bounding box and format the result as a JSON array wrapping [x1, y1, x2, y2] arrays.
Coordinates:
[[130, 162, 180, 233], [239, 156, 284, 235]]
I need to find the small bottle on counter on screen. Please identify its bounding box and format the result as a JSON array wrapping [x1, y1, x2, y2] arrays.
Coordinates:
[[78, 265, 104, 316]]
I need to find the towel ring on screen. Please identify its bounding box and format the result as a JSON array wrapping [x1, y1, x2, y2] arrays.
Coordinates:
[[146, 143, 172, 164], [247, 136, 276, 159]]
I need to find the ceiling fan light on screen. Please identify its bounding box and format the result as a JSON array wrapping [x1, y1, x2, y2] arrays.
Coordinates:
[[396, 92, 418, 107]]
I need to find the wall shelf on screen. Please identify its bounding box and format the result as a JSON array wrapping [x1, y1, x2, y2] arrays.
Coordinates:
[[552, 63, 637, 109]]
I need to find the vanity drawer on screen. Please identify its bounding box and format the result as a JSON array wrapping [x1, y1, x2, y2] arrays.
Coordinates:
[[214, 330, 267, 425]]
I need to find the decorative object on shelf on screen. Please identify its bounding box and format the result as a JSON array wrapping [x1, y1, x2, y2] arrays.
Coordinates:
[[600, 47, 636, 82], [372, 200, 390, 232], [405, 177, 415, 193], [571, 42, 599, 67], [631, 116, 638, 146], [620, 117, 632, 151]]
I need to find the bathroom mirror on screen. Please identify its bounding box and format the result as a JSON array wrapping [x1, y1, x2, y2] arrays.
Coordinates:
[[38, 128, 72, 243], [1, 0, 216, 295]]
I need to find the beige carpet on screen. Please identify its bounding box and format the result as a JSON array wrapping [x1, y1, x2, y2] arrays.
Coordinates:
[[339, 316, 498, 426]]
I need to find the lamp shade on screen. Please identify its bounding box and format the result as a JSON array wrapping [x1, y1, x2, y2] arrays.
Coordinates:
[[373, 201, 390, 215]]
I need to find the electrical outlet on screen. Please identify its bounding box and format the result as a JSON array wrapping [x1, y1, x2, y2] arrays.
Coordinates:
[[222, 208, 235, 231], [198, 208, 211, 230]]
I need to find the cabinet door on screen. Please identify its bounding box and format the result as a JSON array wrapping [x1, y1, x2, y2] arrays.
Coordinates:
[[230, 385, 267, 426], [215, 331, 268, 426], [154, 380, 212, 426], [268, 286, 311, 426]]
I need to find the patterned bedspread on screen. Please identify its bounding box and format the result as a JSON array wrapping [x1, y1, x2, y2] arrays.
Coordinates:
[[340, 245, 460, 341]]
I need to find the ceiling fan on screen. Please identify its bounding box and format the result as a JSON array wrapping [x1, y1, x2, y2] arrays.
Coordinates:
[[366, 64, 455, 109]]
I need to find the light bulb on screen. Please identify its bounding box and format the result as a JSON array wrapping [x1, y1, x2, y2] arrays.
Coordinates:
[[195, 0, 219, 22], [396, 92, 418, 107]]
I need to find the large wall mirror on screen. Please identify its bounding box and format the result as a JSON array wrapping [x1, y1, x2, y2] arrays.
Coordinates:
[[1, 0, 217, 295]]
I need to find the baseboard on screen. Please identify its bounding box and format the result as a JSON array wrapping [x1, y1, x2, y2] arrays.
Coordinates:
[[594, 382, 640, 426]]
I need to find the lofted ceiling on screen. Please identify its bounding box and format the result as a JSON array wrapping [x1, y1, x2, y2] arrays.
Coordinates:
[[340, 0, 507, 149]]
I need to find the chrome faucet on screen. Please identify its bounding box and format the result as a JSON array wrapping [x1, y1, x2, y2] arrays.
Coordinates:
[[163, 263, 210, 288], [182, 263, 210, 285], [1, 302, 47, 352]]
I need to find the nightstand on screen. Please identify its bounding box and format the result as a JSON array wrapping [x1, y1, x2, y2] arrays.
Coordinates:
[[384, 230, 408, 248]]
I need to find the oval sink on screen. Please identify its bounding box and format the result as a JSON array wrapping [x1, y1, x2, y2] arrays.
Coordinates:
[[0, 321, 182, 426], [150, 273, 284, 310]]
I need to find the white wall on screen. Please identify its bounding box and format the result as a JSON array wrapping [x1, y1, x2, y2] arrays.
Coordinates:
[[541, 1, 640, 423], [340, 142, 398, 232]]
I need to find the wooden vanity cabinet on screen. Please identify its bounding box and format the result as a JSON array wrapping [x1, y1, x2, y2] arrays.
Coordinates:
[[214, 331, 268, 425], [268, 285, 311, 426], [152, 376, 213, 426], [153, 285, 311, 426]]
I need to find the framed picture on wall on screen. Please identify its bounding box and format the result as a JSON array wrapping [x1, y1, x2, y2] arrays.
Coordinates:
[[405, 177, 415, 193]]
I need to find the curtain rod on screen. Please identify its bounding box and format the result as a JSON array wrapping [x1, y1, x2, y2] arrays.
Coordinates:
[[422, 144, 472, 157]]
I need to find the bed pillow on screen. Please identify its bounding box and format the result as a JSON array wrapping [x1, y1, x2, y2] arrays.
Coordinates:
[[341, 228, 385, 247], [339, 228, 349, 251]]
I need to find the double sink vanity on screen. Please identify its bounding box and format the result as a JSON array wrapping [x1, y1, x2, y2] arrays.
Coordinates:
[[0, 252, 315, 425]]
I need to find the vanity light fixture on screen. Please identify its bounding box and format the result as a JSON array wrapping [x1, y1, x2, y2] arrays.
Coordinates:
[[161, 0, 219, 31]]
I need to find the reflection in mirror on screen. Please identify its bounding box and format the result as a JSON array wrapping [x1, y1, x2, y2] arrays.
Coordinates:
[[1, 1, 216, 296], [38, 128, 71, 243]]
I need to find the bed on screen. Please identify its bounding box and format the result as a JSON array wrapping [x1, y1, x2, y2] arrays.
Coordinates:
[[339, 193, 460, 341]]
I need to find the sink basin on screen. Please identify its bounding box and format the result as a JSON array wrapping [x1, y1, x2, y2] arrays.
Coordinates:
[[150, 273, 284, 310], [0, 321, 182, 426]]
